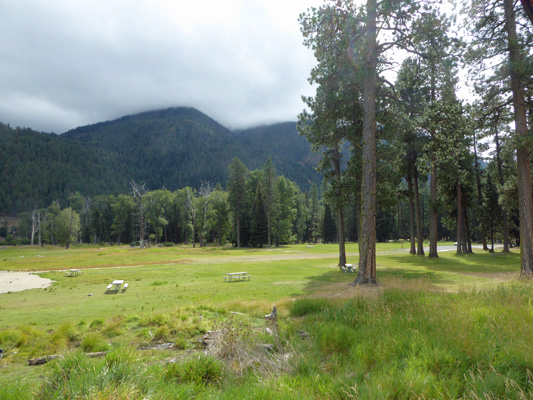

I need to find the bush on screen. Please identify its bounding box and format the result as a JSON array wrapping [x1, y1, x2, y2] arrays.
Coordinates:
[[165, 355, 224, 386], [173, 336, 188, 350], [1, 235, 30, 246], [81, 332, 110, 352], [153, 325, 170, 341], [89, 318, 105, 329]]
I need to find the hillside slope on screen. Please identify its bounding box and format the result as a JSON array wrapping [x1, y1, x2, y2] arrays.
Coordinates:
[[1, 107, 320, 214]]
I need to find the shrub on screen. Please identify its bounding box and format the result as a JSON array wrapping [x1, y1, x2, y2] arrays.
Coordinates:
[[140, 313, 168, 327], [173, 336, 188, 350], [150, 281, 169, 286], [81, 332, 110, 352], [89, 318, 105, 329], [153, 325, 170, 341], [165, 355, 224, 386]]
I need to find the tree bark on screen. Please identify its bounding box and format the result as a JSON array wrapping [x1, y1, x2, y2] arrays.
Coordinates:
[[473, 133, 488, 250], [504, 0, 533, 276], [333, 142, 347, 266], [429, 154, 439, 257], [337, 207, 347, 267], [413, 166, 425, 256], [495, 132, 510, 253], [31, 211, 36, 245], [38, 212, 42, 247], [353, 0, 377, 286], [456, 183, 463, 255], [464, 201, 472, 253], [407, 165, 416, 255]]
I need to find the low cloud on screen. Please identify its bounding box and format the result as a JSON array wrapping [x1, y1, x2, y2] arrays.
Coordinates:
[[0, 0, 323, 133]]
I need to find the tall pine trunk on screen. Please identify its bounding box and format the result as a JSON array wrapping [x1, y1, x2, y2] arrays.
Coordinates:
[[504, 0, 533, 275], [414, 166, 425, 255], [353, 0, 377, 286], [333, 142, 347, 266], [464, 202, 472, 253], [429, 155, 439, 257], [495, 132, 510, 252], [407, 166, 416, 255], [456, 183, 463, 255]]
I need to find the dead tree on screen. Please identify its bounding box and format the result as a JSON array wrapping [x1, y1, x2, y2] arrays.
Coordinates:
[[130, 180, 147, 249]]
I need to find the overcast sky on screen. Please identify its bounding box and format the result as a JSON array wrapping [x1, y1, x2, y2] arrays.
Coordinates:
[[0, 0, 330, 133]]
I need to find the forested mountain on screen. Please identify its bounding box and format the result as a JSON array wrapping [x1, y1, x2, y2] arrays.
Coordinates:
[[233, 122, 321, 181], [0, 123, 129, 214], [0, 107, 320, 214]]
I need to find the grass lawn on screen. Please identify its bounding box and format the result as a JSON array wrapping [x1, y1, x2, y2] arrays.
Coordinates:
[[1, 242, 531, 399]]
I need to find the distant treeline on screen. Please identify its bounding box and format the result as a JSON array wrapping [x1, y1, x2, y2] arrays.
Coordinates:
[[8, 158, 354, 248]]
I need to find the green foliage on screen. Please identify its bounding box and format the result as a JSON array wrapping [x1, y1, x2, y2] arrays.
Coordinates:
[[37, 349, 145, 399], [251, 182, 268, 248], [290, 298, 330, 317], [165, 355, 224, 386], [322, 203, 336, 244], [0, 109, 321, 215], [80, 332, 110, 352], [54, 207, 81, 248]]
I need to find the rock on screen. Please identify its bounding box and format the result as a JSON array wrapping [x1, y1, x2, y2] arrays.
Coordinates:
[[298, 330, 310, 340]]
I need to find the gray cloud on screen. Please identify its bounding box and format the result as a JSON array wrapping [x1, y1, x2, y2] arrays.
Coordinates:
[[0, 0, 324, 133]]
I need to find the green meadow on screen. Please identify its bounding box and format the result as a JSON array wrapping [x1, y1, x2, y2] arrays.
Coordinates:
[[1, 242, 532, 399]]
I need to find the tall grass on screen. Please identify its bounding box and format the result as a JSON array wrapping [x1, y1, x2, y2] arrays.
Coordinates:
[[2, 282, 533, 398], [1, 244, 532, 398], [289, 283, 533, 398]]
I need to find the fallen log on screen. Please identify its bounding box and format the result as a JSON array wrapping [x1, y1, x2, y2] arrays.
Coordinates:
[[28, 355, 61, 366], [28, 351, 108, 366], [86, 351, 109, 358]]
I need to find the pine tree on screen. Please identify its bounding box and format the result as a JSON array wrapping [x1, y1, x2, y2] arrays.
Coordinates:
[[322, 203, 337, 244], [467, 0, 533, 275], [251, 183, 268, 248], [227, 157, 248, 248]]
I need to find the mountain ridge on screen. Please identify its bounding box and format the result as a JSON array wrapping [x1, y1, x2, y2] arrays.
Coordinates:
[[0, 107, 321, 214]]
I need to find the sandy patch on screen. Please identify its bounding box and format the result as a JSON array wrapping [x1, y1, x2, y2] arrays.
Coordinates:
[[0, 271, 53, 294]]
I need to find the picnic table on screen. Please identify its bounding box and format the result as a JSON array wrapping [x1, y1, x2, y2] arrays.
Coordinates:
[[111, 280, 124, 290], [106, 280, 128, 292], [224, 272, 251, 282], [343, 264, 357, 273], [65, 269, 83, 277]]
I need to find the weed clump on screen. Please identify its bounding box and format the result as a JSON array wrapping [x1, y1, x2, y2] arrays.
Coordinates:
[[290, 298, 330, 317], [89, 318, 104, 329], [80, 332, 110, 352], [165, 355, 224, 386]]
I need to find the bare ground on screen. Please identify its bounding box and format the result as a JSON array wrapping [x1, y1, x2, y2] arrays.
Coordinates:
[[0, 271, 53, 294]]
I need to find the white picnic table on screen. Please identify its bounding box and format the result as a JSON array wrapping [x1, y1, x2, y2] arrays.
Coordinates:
[[343, 264, 357, 273], [224, 272, 251, 282], [111, 280, 124, 290], [65, 269, 82, 277], [106, 280, 128, 292]]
